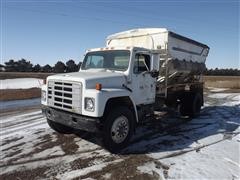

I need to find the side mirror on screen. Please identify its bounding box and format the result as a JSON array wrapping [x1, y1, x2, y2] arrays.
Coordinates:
[[150, 70, 159, 78]]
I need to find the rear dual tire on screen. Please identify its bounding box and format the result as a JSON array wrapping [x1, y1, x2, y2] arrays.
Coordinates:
[[179, 92, 202, 118]]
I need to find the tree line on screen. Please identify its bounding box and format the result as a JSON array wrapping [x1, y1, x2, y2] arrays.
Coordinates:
[[204, 68, 240, 76], [0, 59, 239, 76], [0, 59, 82, 73]]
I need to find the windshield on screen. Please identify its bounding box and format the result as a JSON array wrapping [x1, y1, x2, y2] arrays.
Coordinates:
[[81, 50, 130, 71]]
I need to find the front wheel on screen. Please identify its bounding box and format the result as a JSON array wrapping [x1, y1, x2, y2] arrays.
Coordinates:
[[103, 107, 134, 153]]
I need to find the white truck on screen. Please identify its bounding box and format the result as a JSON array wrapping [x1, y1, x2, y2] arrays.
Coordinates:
[[41, 28, 209, 152]]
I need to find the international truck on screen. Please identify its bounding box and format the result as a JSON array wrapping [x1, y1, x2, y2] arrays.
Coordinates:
[[41, 28, 210, 152]]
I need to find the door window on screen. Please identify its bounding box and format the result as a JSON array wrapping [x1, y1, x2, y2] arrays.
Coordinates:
[[133, 54, 151, 74]]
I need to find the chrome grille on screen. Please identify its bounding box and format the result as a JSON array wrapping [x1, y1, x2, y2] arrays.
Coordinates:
[[47, 80, 82, 113]]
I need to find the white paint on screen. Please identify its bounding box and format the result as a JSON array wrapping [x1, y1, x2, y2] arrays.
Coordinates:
[[106, 28, 209, 63]]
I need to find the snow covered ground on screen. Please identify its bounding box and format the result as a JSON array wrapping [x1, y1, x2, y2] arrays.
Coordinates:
[[0, 91, 239, 179], [0, 98, 40, 111], [0, 78, 44, 89]]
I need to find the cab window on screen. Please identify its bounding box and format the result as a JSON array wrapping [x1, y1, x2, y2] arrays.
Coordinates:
[[85, 55, 103, 68], [134, 54, 150, 74]]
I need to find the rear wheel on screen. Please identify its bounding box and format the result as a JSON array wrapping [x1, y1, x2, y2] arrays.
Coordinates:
[[179, 92, 202, 118], [103, 107, 134, 153], [47, 119, 73, 134]]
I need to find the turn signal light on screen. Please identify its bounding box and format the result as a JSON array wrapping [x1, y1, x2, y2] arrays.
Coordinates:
[[96, 83, 102, 90]]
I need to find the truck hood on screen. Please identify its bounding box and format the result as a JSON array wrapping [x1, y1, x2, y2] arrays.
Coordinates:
[[47, 69, 127, 89]]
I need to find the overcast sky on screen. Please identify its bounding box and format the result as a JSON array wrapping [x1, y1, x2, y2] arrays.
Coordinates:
[[1, 0, 239, 69]]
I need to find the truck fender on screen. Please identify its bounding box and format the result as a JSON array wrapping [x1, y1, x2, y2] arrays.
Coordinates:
[[103, 96, 139, 124]]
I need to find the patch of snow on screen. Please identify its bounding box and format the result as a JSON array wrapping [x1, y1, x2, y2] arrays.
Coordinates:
[[33, 146, 65, 159], [0, 152, 70, 175], [1, 110, 42, 123], [1, 118, 46, 137], [75, 140, 101, 153], [207, 93, 240, 106], [101, 173, 112, 179], [224, 157, 240, 168], [194, 134, 223, 146], [137, 162, 165, 179], [0, 78, 44, 89], [160, 134, 240, 179], [208, 87, 229, 92], [232, 95, 240, 101], [0, 98, 41, 111], [208, 93, 240, 100], [0, 117, 46, 139], [208, 93, 232, 99], [0, 110, 47, 141]]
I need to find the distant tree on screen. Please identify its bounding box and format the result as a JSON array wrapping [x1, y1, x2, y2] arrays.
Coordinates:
[[17, 58, 33, 72], [204, 68, 240, 76], [4, 59, 18, 72], [234, 68, 240, 76], [54, 61, 66, 73], [66, 59, 78, 72], [32, 64, 41, 72], [42, 64, 53, 73]]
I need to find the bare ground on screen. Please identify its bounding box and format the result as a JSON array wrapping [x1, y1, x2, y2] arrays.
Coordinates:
[[0, 88, 41, 101], [0, 72, 53, 80], [203, 76, 240, 89]]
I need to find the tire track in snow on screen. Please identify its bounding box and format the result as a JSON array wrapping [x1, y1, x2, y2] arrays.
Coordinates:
[[0, 118, 46, 136], [1, 110, 46, 138], [155, 132, 240, 160], [1, 116, 46, 129], [0, 147, 103, 168], [1, 111, 42, 123]]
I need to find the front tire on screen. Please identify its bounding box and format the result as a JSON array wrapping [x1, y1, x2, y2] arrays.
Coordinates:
[[47, 119, 73, 134], [103, 107, 134, 153]]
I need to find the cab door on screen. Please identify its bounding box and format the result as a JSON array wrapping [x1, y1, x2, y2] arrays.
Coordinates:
[[131, 53, 156, 105]]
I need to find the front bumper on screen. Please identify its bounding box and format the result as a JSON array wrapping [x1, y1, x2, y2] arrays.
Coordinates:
[[42, 106, 100, 133]]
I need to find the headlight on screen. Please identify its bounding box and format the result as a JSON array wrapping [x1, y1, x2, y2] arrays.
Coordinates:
[[85, 98, 95, 111], [41, 90, 46, 102]]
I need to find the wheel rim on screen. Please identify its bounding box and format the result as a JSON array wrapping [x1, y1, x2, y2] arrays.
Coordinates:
[[111, 115, 129, 144]]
